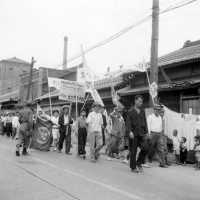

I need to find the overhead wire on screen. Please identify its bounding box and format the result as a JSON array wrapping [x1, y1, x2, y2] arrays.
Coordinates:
[[0, 0, 198, 93]]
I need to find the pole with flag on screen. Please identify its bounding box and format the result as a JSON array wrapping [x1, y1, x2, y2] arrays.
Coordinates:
[[143, 58, 155, 106], [45, 63, 53, 116]]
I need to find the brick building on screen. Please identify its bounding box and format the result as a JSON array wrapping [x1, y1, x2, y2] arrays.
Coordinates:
[[0, 57, 30, 111]]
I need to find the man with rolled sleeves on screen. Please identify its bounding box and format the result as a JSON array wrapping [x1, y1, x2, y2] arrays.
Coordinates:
[[159, 106, 171, 166], [147, 104, 168, 168], [126, 95, 149, 173], [16, 101, 33, 156]]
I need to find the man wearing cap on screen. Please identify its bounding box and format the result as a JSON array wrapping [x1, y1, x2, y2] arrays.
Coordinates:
[[75, 108, 87, 159], [58, 105, 73, 154], [86, 102, 103, 163], [16, 101, 33, 156], [147, 104, 168, 168], [107, 107, 127, 164], [159, 106, 171, 166], [126, 95, 149, 173]]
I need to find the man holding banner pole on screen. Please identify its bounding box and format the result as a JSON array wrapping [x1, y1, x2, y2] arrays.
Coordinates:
[[58, 105, 73, 154]]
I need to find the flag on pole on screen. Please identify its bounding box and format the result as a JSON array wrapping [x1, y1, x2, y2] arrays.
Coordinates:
[[36, 104, 45, 115], [29, 117, 53, 151], [81, 44, 89, 69], [48, 77, 61, 90], [111, 81, 124, 109]]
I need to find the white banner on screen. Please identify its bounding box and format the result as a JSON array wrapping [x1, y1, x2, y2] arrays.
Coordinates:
[[59, 80, 86, 103], [90, 88, 104, 106], [48, 77, 62, 90], [77, 68, 105, 83]]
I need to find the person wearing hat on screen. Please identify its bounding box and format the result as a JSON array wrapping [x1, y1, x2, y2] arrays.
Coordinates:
[[107, 107, 127, 164], [159, 106, 171, 166], [147, 104, 168, 168], [58, 105, 74, 154], [16, 101, 33, 156], [51, 110, 60, 151], [75, 108, 87, 159], [86, 101, 103, 163]]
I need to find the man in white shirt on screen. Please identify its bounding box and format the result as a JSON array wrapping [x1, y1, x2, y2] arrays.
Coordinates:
[[86, 102, 103, 163], [147, 104, 168, 168], [12, 112, 20, 139]]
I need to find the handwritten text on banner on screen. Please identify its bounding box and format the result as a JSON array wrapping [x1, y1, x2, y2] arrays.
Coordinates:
[[59, 80, 86, 103]]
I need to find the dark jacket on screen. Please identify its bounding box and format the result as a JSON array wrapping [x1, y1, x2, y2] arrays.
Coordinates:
[[102, 114, 107, 129], [58, 115, 73, 135], [126, 108, 148, 137]]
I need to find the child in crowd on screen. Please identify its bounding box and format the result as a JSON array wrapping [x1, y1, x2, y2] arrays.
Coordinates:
[[75, 109, 87, 159], [172, 129, 180, 165], [194, 135, 200, 170], [180, 137, 187, 166], [86, 102, 103, 163], [51, 110, 60, 151]]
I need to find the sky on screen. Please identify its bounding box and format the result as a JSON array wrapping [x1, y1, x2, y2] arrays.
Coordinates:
[[0, 0, 200, 73]]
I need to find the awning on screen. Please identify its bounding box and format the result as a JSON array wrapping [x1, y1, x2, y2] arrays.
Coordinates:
[[120, 78, 200, 96], [0, 90, 19, 103]]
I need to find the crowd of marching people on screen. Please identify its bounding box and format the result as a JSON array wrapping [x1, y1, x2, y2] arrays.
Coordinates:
[[1, 94, 200, 173]]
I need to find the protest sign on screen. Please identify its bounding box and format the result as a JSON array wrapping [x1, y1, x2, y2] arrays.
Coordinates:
[[59, 80, 86, 103]]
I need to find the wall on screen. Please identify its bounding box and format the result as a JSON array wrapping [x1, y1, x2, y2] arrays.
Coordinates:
[[0, 61, 30, 95]]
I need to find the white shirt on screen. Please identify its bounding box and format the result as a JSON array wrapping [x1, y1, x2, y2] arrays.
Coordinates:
[[87, 111, 103, 132], [51, 116, 59, 128], [147, 113, 162, 133], [64, 115, 69, 124], [12, 116, 19, 128], [173, 137, 180, 151]]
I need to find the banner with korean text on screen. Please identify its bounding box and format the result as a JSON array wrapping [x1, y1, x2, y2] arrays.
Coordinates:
[[59, 80, 86, 103]]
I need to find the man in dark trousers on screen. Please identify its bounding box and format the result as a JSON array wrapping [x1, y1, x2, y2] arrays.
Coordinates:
[[100, 106, 107, 146], [126, 95, 149, 173], [58, 105, 73, 155], [16, 101, 33, 156]]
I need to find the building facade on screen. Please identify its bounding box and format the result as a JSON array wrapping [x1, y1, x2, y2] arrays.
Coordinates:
[[0, 57, 30, 111]]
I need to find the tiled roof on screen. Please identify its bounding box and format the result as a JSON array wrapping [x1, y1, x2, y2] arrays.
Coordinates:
[[158, 40, 200, 67], [2, 57, 30, 64]]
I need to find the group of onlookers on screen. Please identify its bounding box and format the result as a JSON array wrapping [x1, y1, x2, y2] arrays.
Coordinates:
[[0, 112, 20, 139]]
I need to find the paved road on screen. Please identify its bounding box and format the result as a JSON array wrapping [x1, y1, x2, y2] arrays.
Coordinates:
[[0, 136, 199, 200]]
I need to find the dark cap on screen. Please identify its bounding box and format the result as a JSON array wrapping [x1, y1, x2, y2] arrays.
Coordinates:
[[53, 110, 59, 114], [92, 102, 101, 107], [80, 108, 86, 113], [26, 101, 32, 107], [154, 104, 162, 110]]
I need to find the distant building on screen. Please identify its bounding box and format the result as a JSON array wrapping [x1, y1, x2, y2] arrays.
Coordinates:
[[0, 57, 30, 111]]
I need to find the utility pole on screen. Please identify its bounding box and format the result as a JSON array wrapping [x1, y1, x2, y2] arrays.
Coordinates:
[[149, 0, 159, 107], [26, 57, 36, 101]]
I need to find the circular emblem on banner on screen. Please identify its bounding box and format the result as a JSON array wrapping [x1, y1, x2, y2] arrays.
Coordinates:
[[36, 127, 50, 144]]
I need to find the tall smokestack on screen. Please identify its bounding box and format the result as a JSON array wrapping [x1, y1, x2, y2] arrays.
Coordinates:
[[63, 36, 68, 70]]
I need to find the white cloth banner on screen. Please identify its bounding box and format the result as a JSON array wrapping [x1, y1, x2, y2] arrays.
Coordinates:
[[48, 77, 61, 90], [77, 68, 105, 83], [90, 88, 104, 106], [59, 80, 86, 103], [164, 106, 196, 150]]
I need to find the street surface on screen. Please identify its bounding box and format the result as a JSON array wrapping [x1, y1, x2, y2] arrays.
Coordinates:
[[0, 136, 200, 200]]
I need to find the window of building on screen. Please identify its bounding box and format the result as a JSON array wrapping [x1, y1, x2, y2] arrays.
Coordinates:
[[7, 87, 12, 93], [22, 70, 26, 75], [9, 68, 13, 75]]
